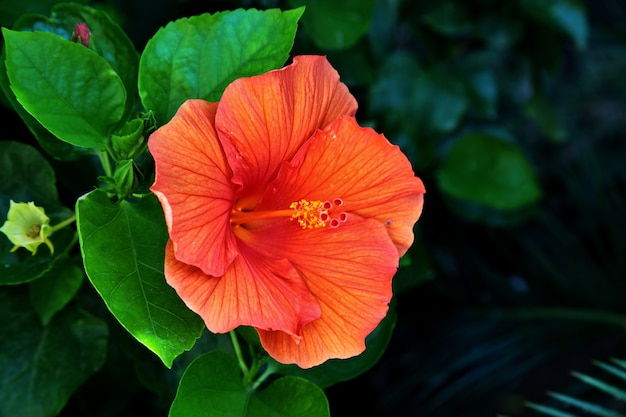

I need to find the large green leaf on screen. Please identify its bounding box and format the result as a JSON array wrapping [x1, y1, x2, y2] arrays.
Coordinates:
[[75, 190, 204, 367], [0, 141, 75, 284], [289, 0, 376, 50], [169, 351, 329, 417], [0, 48, 92, 161], [0, 287, 107, 417], [138, 7, 304, 125], [0, 75, 91, 161], [436, 131, 543, 211], [25, 2, 139, 122], [29, 256, 84, 325], [3, 28, 126, 148]]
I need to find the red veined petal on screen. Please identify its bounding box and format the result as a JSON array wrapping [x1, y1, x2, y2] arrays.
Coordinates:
[[252, 218, 398, 368], [258, 115, 425, 256], [216, 56, 357, 207], [164, 240, 321, 336], [149, 99, 238, 276]]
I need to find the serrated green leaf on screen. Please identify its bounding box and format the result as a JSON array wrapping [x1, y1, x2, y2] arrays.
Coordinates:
[[0, 287, 107, 417], [48, 3, 140, 121], [76, 190, 204, 367], [0, 141, 75, 284], [29, 256, 84, 325], [138, 7, 304, 125], [3, 3, 138, 159], [169, 351, 329, 417], [289, 0, 376, 50], [436, 132, 542, 211], [3, 28, 126, 148]]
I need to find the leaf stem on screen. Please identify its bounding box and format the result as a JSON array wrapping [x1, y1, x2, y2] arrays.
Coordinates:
[[251, 361, 277, 390], [49, 214, 76, 235], [230, 330, 249, 375]]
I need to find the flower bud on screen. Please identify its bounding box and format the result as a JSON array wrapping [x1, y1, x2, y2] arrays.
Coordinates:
[[112, 118, 145, 160], [72, 22, 91, 47]]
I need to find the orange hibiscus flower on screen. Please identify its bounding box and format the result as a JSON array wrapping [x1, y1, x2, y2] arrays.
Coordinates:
[[148, 55, 425, 368]]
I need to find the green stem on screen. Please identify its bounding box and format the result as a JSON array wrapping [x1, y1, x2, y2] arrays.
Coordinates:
[[481, 307, 626, 328], [251, 362, 276, 390], [49, 214, 76, 235], [230, 330, 249, 375], [97, 149, 113, 177]]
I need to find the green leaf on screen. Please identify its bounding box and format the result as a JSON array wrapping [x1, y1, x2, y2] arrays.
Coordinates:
[[0, 53, 91, 161], [548, 391, 625, 417], [289, 0, 376, 50], [3, 28, 126, 148], [47, 3, 140, 121], [525, 92, 567, 142], [421, 2, 473, 37], [393, 234, 435, 294], [0, 142, 60, 208], [526, 401, 578, 417], [0, 0, 90, 28], [138, 7, 304, 125], [370, 52, 468, 138], [519, 0, 588, 49], [0, 141, 75, 284], [572, 371, 626, 402], [0, 287, 107, 417], [75, 190, 204, 367], [460, 52, 499, 119], [169, 351, 330, 417], [29, 256, 84, 325], [274, 306, 397, 388], [436, 131, 543, 211], [3, 4, 138, 159]]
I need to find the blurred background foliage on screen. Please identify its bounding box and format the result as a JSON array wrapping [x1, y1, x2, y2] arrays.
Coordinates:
[[2, 0, 626, 416]]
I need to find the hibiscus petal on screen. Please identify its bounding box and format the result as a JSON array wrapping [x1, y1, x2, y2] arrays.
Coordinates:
[[164, 240, 321, 336], [215, 55, 357, 206], [259, 115, 425, 256], [149, 99, 238, 277], [253, 218, 398, 368]]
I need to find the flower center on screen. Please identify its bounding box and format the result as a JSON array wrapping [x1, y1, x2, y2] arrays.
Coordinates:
[[26, 224, 42, 239], [230, 198, 348, 230]]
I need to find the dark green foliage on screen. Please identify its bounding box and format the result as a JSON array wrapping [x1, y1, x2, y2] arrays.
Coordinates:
[[1, 0, 626, 416]]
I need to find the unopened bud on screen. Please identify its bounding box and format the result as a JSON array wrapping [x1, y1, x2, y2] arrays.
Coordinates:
[[72, 22, 90, 47]]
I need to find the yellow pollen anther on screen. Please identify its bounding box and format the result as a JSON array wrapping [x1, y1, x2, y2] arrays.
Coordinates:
[[289, 199, 328, 229]]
